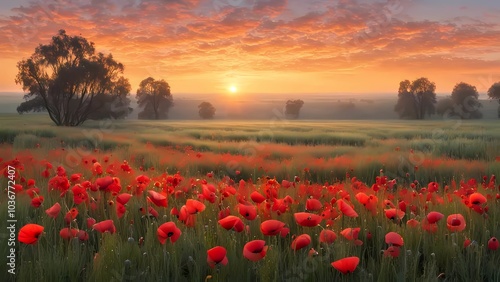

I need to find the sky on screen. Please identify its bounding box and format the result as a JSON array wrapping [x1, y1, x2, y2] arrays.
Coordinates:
[[0, 0, 499, 96]]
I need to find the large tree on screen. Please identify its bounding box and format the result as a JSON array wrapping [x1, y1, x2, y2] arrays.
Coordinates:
[[136, 77, 174, 119], [285, 99, 304, 119], [15, 30, 131, 126], [487, 82, 500, 118], [198, 102, 216, 119], [394, 78, 437, 119], [450, 82, 482, 119]]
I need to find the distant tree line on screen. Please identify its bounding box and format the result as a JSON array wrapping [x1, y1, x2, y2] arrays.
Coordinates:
[[14, 31, 500, 125], [395, 77, 497, 119]]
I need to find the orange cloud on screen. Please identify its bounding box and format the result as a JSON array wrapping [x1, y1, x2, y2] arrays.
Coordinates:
[[0, 0, 499, 94]]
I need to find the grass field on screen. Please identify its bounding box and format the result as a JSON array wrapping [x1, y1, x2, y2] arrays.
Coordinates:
[[1, 114, 499, 281]]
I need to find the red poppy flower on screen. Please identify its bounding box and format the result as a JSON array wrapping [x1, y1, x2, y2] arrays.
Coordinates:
[[337, 199, 358, 217], [31, 196, 44, 208], [406, 219, 420, 228], [177, 205, 189, 221], [26, 187, 40, 198], [107, 177, 122, 195], [427, 182, 439, 193], [385, 232, 404, 247], [60, 228, 79, 240], [426, 211, 444, 224], [91, 176, 111, 190], [294, 212, 322, 227], [308, 248, 318, 257], [186, 199, 206, 214], [464, 238, 471, 248], [488, 237, 499, 251], [306, 198, 323, 211], [207, 246, 228, 268], [11, 184, 23, 193], [116, 202, 126, 218], [384, 209, 405, 221], [291, 234, 311, 251], [243, 240, 268, 261], [201, 184, 216, 203], [87, 217, 96, 229], [421, 218, 438, 233], [18, 224, 44, 245], [77, 230, 89, 241], [250, 191, 266, 204], [157, 222, 182, 244], [446, 214, 466, 232], [331, 256, 360, 274], [319, 229, 337, 244], [218, 207, 230, 220], [260, 219, 286, 236], [340, 227, 360, 241], [383, 199, 396, 208], [70, 173, 82, 183], [27, 179, 35, 187], [48, 175, 70, 194], [238, 203, 257, 220], [384, 246, 401, 258], [116, 193, 132, 205], [45, 202, 61, 219], [93, 220, 116, 234], [469, 193, 487, 206], [218, 216, 244, 232], [147, 190, 168, 208], [136, 174, 150, 185], [72, 184, 88, 205], [355, 193, 378, 215], [280, 227, 290, 238], [93, 162, 103, 175], [64, 208, 79, 225]]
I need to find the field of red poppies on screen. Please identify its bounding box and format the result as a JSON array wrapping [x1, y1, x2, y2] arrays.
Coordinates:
[[1, 116, 500, 281]]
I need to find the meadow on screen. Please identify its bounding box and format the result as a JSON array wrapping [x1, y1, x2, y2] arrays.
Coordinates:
[[0, 114, 499, 281]]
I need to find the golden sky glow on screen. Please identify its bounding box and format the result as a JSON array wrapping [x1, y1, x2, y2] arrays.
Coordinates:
[[0, 0, 499, 95]]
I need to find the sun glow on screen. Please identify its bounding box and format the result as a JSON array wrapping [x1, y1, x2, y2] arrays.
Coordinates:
[[229, 85, 237, 94]]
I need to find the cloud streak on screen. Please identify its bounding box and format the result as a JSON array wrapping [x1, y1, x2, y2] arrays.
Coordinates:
[[0, 0, 499, 93]]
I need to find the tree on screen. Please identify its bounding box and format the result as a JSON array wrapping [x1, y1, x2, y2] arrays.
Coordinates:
[[450, 82, 482, 119], [136, 77, 174, 120], [87, 77, 132, 120], [285, 99, 304, 119], [394, 80, 417, 119], [394, 78, 437, 119], [487, 82, 500, 118], [198, 102, 216, 119], [15, 30, 131, 126]]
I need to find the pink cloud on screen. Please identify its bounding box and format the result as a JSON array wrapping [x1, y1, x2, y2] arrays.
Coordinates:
[[0, 0, 499, 92]]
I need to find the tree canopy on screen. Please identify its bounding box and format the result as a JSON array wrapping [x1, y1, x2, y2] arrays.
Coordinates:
[[136, 77, 174, 120], [450, 82, 482, 119], [285, 99, 304, 119], [488, 82, 500, 101], [487, 82, 500, 118], [198, 102, 216, 119], [15, 30, 131, 126], [436, 83, 483, 119], [394, 78, 437, 119]]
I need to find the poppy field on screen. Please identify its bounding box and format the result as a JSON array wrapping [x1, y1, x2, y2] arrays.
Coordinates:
[[1, 116, 500, 281]]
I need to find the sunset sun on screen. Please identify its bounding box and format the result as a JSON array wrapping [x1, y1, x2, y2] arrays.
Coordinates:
[[229, 85, 237, 94]]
